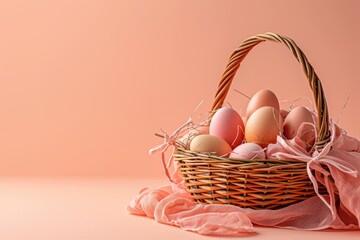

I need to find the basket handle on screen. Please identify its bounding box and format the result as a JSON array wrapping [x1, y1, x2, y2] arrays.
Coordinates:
[[211, 32, 331, 149]]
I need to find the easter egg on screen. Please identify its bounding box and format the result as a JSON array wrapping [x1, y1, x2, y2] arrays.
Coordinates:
[[283, 106, 315, 146], [210, 107, 245, 148], [190, 134, 232, 157], [246, 89, 280, 120], [229, 143, 265, 160], [245, 106, 283, 147]]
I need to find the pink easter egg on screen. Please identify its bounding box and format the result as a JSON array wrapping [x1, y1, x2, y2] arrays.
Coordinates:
[[229, 143, 265, 160], [210, 107, 245, 148]]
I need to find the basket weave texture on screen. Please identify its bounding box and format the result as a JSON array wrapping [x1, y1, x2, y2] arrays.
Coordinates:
[[175, 32, 330, 209]]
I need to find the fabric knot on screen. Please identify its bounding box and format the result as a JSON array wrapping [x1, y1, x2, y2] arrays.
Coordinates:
[[312, 155, 320, 163], [164, 134, 176, 147], [149, 117, 194, 183]]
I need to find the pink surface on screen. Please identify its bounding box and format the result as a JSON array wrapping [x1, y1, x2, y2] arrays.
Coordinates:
[[0, 0, 360, 178], [0, 178, 358, 240], [0, 1, 359, 238]]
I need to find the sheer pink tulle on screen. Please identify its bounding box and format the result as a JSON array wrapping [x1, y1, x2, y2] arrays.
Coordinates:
[[128, 120, 360, 235]]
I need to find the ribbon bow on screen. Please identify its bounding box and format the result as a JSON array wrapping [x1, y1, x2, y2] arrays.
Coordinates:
[[268, 120, 358, 218], [306, 121, 358, 219]]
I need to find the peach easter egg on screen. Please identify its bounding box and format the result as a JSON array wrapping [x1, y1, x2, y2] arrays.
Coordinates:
[[190, 134, 232, 157], [246, 89, 280, 120], [283, 106, 315, 146], [245, 106, 283, 147]]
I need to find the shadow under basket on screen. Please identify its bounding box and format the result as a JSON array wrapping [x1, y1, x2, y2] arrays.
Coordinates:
[[175, 148, 328, 209]]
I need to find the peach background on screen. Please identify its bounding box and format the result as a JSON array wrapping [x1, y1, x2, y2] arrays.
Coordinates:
[[0, 0, 360, 178]]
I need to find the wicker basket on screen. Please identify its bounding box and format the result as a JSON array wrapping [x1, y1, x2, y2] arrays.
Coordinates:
[[174, 32, 331, 210]]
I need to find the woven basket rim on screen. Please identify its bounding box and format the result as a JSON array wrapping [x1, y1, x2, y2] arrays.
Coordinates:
[[175, 147, 308, 164]]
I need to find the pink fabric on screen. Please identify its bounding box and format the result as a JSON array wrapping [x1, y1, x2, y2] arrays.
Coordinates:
[[266, 121, 360, 227], [148, 117, 194, 184], [128, 185, 255, 236], [128, 120, 360, 235]]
